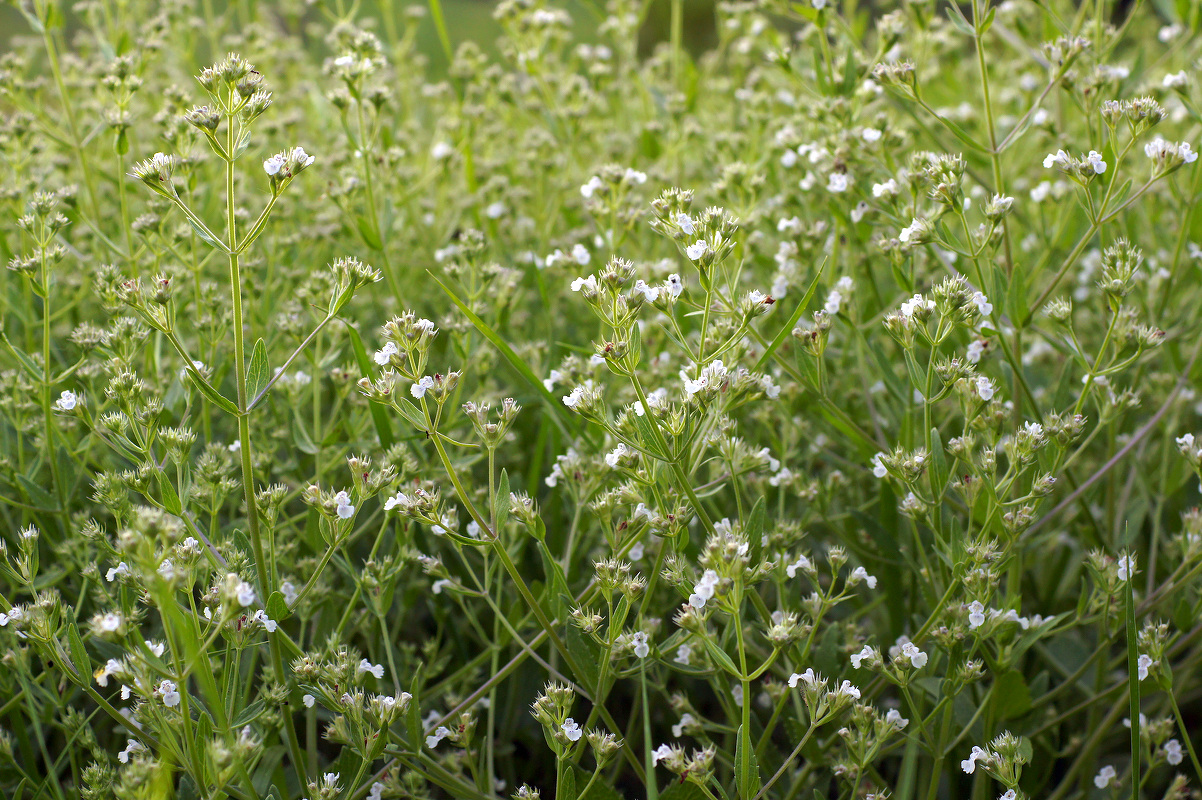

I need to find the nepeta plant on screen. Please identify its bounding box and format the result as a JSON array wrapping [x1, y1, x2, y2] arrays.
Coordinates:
[[2, 1, 1202, 800]]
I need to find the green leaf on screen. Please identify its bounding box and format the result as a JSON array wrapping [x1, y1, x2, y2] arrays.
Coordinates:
[[556, 762, 577, 800], [65, 619, 91, 683], [356, 215, 384, 250], [1, 332, 44, 381], [247, 338, 269, 402], [17, 475, 58, 512], [566, 626, 603, 695], [700, 636, 741, 677], [341, 319, 394, 448], [746, 496, 767, 567], [495, 469, 511, 532], [156, 468, 182, 515], [574, 765, 623, 800], [754, 260, 825, 374], [659, 784, 707, 800], [430, 270, 577, 435], [292, 413, 319, 455], [186, 369, 241, 417], [989, 670, 1032, 721], [735, 723, 763, 800], [267, 590, 290, 621], [232, 699, 267, 728], [189, 219, 224, 250], [392, 397, 429, 433], [945, 2, 975, 36], [929, 426, 949, 501]]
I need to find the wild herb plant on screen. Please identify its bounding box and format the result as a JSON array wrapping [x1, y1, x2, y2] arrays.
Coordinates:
[[2, 1, 1202, 800]]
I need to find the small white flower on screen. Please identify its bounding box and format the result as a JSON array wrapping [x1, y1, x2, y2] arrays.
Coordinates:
[[690, 569, 720, 608], [571, 243, 590, 266], [850, 566, 877, 589], [562, 718, 583, 742], [1165, 739, 1184, 766], [967, 340, 985, 363], [334, 490, 355, 519], [961, 745, 987, 774], [631, 631, 650, 659], [236, 582, 256, 607], [430, 141, 454, 160], [788, 668, 817, 688], [786, 554, 812, 579], [976, 375, 996, 402], [673, 212, 695, 235], [634, 279, 660, 302], [580, 176, 604, 198], [827, 172, 850, 192], [106, 562, 131, 582], [901, 642, 928, 669], [861, 127, 882, 142], [605, 443, 629, 468], [886, 709, 909, 729], [1083, 150, 1107, 174], [358, 659, 385, 680], [158, 680, 181, 707], [118, 739, 145, 763], [1117, 554, 1136, 581], [672, 712, 697, 738], [54, 390, 79, 411], [249, 609, 278, 633], [674, 644, 693, 666], [562, 385, 586, 409], [426, 725, 452, 748], [873, 179, 899, 198], [651, 743, 673, 765], [971, 291, 993, 316], [686, 241, 710, 261], [411, 375, 435, 398], [999, 791, 1016, 800], [871, 452, 888, 478], [1137, 653, 1155, 681], [666, 274, 684, 299], [263, 154, 286, 175], [1163, 70, 1189, 90], [1094, 765, 1116, 788], [850, 644, 874, 669], [303, 693, 316, 708], [968, 601, 986, 629], [373, 341, 399, 365], [570, 275, 598, 293]]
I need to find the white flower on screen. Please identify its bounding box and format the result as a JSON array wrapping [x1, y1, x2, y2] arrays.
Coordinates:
[[967, 340, 985, 363], [861, 127, 882, 142], [899, 293, 933, 317], [303, 693, 316, 708], [634, 279, 660, 302], [580, 176, 604, 198], [158, 680, 180, 707], [652, 743, 674, 765], [968, 601, 986, 629], [873, 179, 899, 197], [571, 244, 590, 266], [731, 684, 744, 706], [249, 609, 278, 632], [686, 241, 710, 261], [411, 375, 434, 398], [605, 443, 629, 468], [788, 668, 817, 688], [373, 341, 399, 365], [54, 390, 79, 411], [850, 566, 877, 589], [886, 709, 909, 729], [961, 745, 987, 773], [827, 172, 850, 192], [1165, 739, 1184, 766], [673, 212, 696, 235], [999, 792, 1016, 800], [236, 582, 256, 607], [334, 490, 355, 519], [1137, 653, 1155, 681], [690, 569, 720, 608], [1043, 149, 1071, 170], [358, 659, 385, 680], [871, 452, 888, 478], [562, 718, 583, 742], [901, 642, 928, 669], [1094, 765, 1116, 788], [976, 376, 996, 401], [570, 275, 598, 293], [106, 562, 131, 582], [426, 725, 452, 748], [666, 274, 684, 299], [624, 168, 647, 184], [1083, 150, 1107, 174], [971, 292, 992, 316], [631, 631, 650, 659], [1163, 70, 1189, 89], [431, 141, 454, 160], [834, 680, 860, 699], [672, 713, 697, 738], [118, 739, 146, 763], [367, 781, 386, 800], [562, 385, 586, 409], [674, 644, 693, 665], [263, 154, 286, 175], [1117, 554, 1136, 581], [786, 554, 812, 578], [850, 645, 875, 669]]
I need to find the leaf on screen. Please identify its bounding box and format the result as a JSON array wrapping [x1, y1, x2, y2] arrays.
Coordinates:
[[659, 784, 707, 800], [735, 723, 763, 800], [156, 468, 182, 515], [267, 590, 291, 621], [232, 699, 267, 728], [945, 2, 975, 36], [929, 426, 949, 501], [746, 496, 767, 566], [699, 636, 741, 678], [65, 619, 91, 683], [989, 670, 1032, 721], [186, 369, 241, 416], [429, 270, 576, 435], [292, 413, 319, 455], [189, 219, 224, 250], [340, 320, 394, 448], [17, 475, 58, 512], [356, 215, 384, 250], [1, 332, 43, 381], [495, 469, 511, 532], [556, 763, 577, 800], [754, 261, 825, 374], [573, 765, 623, 800], [392, 397, 429, 433], [247, 338, 269, 402], [566, 626, 602, 695]]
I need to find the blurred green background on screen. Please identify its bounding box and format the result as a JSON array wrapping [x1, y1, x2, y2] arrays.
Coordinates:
[[0, 0, 721, 70]]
